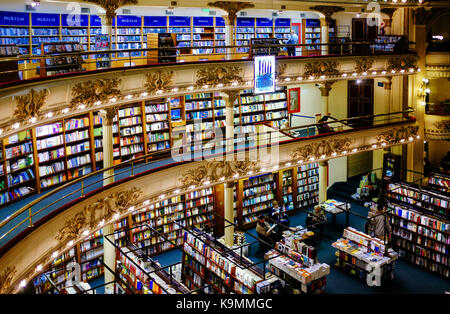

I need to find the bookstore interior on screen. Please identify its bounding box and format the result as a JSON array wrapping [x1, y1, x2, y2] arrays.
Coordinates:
[[0, 0, 449, 298]]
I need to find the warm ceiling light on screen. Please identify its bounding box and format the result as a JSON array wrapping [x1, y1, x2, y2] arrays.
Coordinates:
[[352, 72, 357, 76], [298, 160, 303, 164], [297, 77, 303, 81], [128, 206, 135, 212], [82, 230, 89, 236], [320, 75, 326, 79], [126, 95, 132, 99], [52, 251, 58, 258], [372, 144, 377, 148], [332, 152, 337, 156], [372, 71, 377, 75], [342, 73, 347, 77], [381, 142, 386, 146], [157, 90, 163, 94], [285, 77, 291, 82], [400, 138, 405, 143], [174, 189, 180, 194], [362, 72, 367, 76], [391, 70, 396, 74], [285, 162, 291, 167], [78, 104, 86, 110], [19, 280, 27, 288], [172, 87, 179, 92], [29, 116, 37, 123], [68, 240, 74, 246], [160, 194, 165, 199], [189, 185, 196, 189], [143, 200, 150, 205], [352, 148, 358, 152], [110, 97, 117, 103], [141, 92, 148, 97], [12, 122, 20, 129], [36, 265, 42, 272], [46, 112, 53, 118], [381, 70, 387, 75], [62, 108, 69, 114], [309, 157, 315, 161]]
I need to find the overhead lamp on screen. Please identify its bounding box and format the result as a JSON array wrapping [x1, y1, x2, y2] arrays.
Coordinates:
[[82, 230, 89, 236], [342, 73, 347, 77], [320, 75, 326, 79], [29, 116, 37, 123], [309, 76, 314, 80], [78, 104, 86, 110], [110, 97, 117, 103], [298, 160, 303, 164], [68, 240, 74, 246], [372, 71, 377, 75], [62, 108, 69, 114], [372, 144, 377, 148], [143, 200, 150, 206], [332, 152, 337, 156], [52, 251, 58, 259], [297, 77, 303, 81], [46, 112, 54, 118], [128, 206, 135, 212], [141, 92, 148, 97], [362, 72, 367, 76], [31, 0, 40, 8], [409, 68, 415, 72], [172, 87, 179, 92], [309, 157, 315, 161], [356, 79, 362, 84], [381, 70, 387, 75], [219, 177, 225, 181], [187, 86, 194, 90], [400, 138, 405, 143], [19, 280, 27, 288], [36, 265, 42, 272], [204, 180, 211, 185], [352, 72, 357, 76], [381, 142, 386, 147], [352, 148, 358, 152], [174, 189, 180, 194], [157, 90, 163, 94], [160, 194, 165, 199], [391, 70, 396, 74], [189, 185, 196, 189], [12, 122, 20, 129], [126, 95, 132, 99], [285, 162, 291, 167]]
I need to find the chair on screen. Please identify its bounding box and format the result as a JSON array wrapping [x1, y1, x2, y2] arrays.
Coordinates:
[[257, 232, 272, 253]]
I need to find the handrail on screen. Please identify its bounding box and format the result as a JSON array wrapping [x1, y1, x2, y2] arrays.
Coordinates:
[[0, 109, 416, 248], [0, 40, 416, 88]]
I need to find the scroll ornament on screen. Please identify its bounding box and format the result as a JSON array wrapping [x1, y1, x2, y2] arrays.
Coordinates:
[[180, 160, 258, 187], [304, 61, 341, 77], [14, 89, 48, 121], [376, 125, 420, 144], [145, 70, 174, 93], [196, 66, 243, 87], [55, 187, 143, 243], [290, 138, 353, 161], [70, 78, 121, 109]]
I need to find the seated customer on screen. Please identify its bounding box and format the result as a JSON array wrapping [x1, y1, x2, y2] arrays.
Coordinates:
[[256, 214, 277, 249], [306, 205, 327, 240], [271, 201, 291, 240]]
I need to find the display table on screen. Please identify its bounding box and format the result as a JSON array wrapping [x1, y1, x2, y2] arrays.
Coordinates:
[[332, 227, 398, 286], [265, 249, 329, 293], [281, 225, 315, 247], [322, 199, 351, 226]]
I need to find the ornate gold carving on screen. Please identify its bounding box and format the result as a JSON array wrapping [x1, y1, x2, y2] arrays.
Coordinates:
[[196, 66, 243, 87], [290, 138, 353, 161], [223, 90, 241, 106], [145, 70, 174, 93], [208, 1, 255, 25], [70, 78, 121, 109], [376, 125, 419, 144], [14, 89, 48, 121], [318, 81, 336, 97], [180, 161, 257, 187], [355, 58, 374, 74], [387, 56, 418, 72], [433, 120, 450, 131], [55, 187, 143, 242], [83, 0, 138, 25], [309, 6, 344, 25], [0, 266, 16, 294], [304, 61, 341, 78], [99, 107, 117, 125]]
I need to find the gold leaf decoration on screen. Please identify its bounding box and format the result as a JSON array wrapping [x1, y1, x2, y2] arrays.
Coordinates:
[[14, 89, 48, 121], [433, 120, 450, 132], [55, 186, 143, 243], [376, 125, 419, 144], [208, 1, 255, 24], [83, 0, 138, 25], [387, 56, 418, 72], [70, 78, 121, 109], [355, 58, 374, 74], [195, 66, 243, 87], [290, 138, 353, 161], [145, 70, 174, 93], [304, 61, 341, 77], [180, 160, 258, 187], [0, 266, 16, 294], [309, 6, 344, 24]]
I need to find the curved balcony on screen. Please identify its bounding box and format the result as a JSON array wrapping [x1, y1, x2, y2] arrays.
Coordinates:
[[0, 109, 419, 293], [0, 42, 418, 139]]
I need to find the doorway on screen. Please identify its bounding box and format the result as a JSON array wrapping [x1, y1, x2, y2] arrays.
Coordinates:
[[347, 79, 374, 127], [352, 18, 378, 54]]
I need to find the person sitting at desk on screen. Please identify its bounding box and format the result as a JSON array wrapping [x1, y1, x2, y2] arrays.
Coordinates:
[[271, 201, 291, 240], [256, 214, 277, 250], [306, 205, 327, 240]]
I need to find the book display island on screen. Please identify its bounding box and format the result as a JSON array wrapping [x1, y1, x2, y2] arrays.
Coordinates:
[[332, 227, 398, 286]]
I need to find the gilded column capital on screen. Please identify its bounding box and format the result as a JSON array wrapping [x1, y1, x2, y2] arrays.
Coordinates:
[[318, 81, 336, 97], [309, 6, 344, 25], [319, 160, 328, 167], [222, 89, 241, 107], [83, 0, 138, 25], [208, 1, 255, 26], [99, 107, 117, 126]]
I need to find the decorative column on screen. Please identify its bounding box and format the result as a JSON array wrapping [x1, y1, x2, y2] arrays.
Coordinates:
[[318, 81, 335, 116], [319, 161, 328, 203], [220, 90, 240, 247], [98, 108, 116, 185], [208, 1, 255, 60], [102, 223, 115, 293], [310, 6, 344, 56], [406, 8, 430, 182]]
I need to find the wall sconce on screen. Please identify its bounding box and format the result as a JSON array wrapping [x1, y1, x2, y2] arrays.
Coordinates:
[[418, 77, 430, 106]]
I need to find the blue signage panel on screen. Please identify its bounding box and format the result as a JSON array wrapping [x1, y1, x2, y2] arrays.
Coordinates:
[[256, 18, 272, 27], [169, 16, 191, 26], [236, 17, 255, 27], [116, 15, 141, 27], [0, 11, 29, 26], [305, 19, 320, 27], [275, 18, 290, 27], [90, 15, 102, 26], [254, 55, 276, 94], [193, 16, 213, 26], [32, 13, 60, 26], [61, 14, 88, 27], [215, 17, 225, 27], [143, 16, 167, 27]]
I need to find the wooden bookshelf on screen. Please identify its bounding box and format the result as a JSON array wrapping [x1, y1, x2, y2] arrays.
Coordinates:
[[385, 180, 450, 278]]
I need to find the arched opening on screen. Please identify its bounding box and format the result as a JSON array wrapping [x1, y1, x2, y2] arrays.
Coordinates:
[[427, 10, 450, 52]]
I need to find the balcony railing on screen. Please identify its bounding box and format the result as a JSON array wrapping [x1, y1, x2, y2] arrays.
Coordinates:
[[0, 41, 415, 88], [0, 109, 415, 252], [425, 102, 450, 115]]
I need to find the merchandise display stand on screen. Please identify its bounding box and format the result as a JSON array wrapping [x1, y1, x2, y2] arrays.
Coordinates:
[[321, 199, 351, 226], [332, 227, 398, 286], [264, 235, 329, 293]]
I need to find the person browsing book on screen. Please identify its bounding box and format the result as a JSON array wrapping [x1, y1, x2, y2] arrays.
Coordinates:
[[371, 204, 392, 242], [256, 214, 277, 247], [284, 30, 298, 56]]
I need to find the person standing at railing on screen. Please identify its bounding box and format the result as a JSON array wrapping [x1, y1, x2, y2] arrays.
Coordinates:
[[284, 30, 298, 57]]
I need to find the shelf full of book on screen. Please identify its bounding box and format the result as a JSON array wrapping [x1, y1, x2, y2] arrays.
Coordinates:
[[427, 172, 450, 195], [181, 229, 264, 294], [385, 179, 450, 278]]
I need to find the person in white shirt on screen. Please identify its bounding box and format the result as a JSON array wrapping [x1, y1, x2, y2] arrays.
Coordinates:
[[284, 30, 298, 56]]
